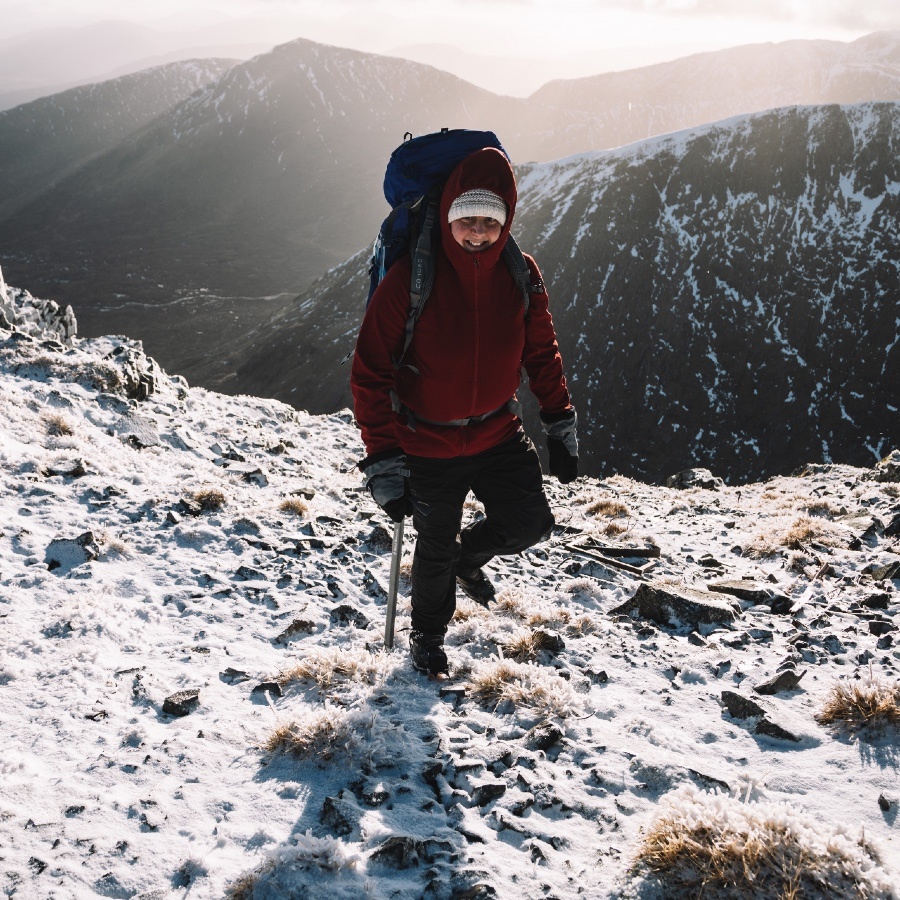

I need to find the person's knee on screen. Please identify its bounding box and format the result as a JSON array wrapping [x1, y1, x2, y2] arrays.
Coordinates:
[[503, 505, 554, 553], [530, 507, 555, 546]]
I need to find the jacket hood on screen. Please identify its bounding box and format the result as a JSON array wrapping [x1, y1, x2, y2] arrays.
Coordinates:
[[439, 147, 517, 271]]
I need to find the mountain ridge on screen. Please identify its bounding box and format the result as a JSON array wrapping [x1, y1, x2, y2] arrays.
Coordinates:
[[3, 31, 900, 334]]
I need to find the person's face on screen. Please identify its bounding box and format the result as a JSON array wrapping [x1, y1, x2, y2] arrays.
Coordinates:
[[450, 216, 503, 253]]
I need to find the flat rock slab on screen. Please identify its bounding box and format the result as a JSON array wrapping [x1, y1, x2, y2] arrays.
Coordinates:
[[707, 579, 775, 605], [611, 582, 738, 630], [112, 412, 160, 448], [871, 562, 900, 581]]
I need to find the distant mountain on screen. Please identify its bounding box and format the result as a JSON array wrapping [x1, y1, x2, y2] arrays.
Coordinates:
[[527, 31, 900, 157], [0, 59, 238, 220], [202, 102, 900, 483], [1, 33, 900, 384], [0, 39, 526, 347]]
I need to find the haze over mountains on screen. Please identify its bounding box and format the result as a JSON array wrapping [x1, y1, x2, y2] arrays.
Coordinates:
[[0, 19, 271, 111], [0, 59, 237, 222], [0, 31, 898, 481]]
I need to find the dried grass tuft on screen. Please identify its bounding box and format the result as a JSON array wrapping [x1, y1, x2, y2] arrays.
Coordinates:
[[44, 413, 74, 437], [502, 631, 556, 662], [492, 586, 533, 617], [586, 498, 630, 518], [602, 520, 629, 537], [225, 834, 362, 898], [280, 646, 390, 690], [278, 497, 308, 517], [225, 866, 273, 900], [465, 658, 580, 718], [745, 514, 843, 558], [816, 678, 900, 735], [96, 530, 130, 558], [265, 708, 351, 760], [801, 500, 838, 519], [525, 607, 597, 637], [192, 488, 226, 511], [453, 602, 490, 622], [634, 786, 895, 899], [782, 514, 827, 549]]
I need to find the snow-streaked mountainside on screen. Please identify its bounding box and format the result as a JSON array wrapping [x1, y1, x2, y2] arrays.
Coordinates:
[[0, 59, 238, 222], [2, 32, 900, 376], [513, 102, 900, 483], [2, 292, 900, 897], [205, 101, 900, 485]]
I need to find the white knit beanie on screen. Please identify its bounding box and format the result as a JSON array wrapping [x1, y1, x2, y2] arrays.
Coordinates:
[[447, 189, 508, 226]]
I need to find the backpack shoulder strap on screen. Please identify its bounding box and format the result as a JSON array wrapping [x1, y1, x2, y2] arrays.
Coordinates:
[[396, 188, 440, 367], [501, 235, 542, 318]]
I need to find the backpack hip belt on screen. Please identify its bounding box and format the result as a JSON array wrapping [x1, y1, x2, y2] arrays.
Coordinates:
[[390, 391, 521, 432]]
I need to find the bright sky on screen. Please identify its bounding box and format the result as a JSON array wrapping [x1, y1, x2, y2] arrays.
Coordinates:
[[4, 0, 899, 90], [10, 0, 899, 50]]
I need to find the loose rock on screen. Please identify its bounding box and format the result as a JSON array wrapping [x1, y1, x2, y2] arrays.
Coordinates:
[[329, 605, 370, 629], [163, 689, 200, 717], [611, 582, 738, 630], [707, 579, 777, 605], [753, 669, 806, 695], [370, 836, 424, 869], [666, 468, 723, 490], [320, 794, 361, 837]]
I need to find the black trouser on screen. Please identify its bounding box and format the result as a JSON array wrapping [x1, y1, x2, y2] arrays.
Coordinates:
[[406, 432, 554, 634]]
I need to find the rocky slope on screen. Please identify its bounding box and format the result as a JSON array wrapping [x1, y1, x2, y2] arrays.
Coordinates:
[[1, 284, 899, 898]]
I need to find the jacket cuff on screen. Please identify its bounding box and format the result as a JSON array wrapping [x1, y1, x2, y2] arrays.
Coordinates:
[[359, 447, 404, 472], [540, 406, 576, 425]]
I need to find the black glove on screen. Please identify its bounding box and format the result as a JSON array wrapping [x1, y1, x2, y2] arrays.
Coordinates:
[[359, 450, 412, 522], [547, 437, 579, 483], [541, 408, 579, 484]]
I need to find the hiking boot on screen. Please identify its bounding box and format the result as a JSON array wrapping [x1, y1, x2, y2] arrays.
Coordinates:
[[409, 630, 449, 678], [456, 567, 496, 607]]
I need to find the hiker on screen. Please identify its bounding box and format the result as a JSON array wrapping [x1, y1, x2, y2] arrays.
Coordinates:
[[351, 145, 578, 677]]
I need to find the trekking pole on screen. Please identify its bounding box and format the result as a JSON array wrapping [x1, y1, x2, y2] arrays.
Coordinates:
[[384, 518, 405, 649]]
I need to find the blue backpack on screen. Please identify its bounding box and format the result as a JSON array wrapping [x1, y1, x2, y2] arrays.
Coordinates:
[[364, 128, 535, 365]]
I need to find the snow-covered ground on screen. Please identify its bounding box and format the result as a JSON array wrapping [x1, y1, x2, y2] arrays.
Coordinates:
[[1, 302, 899, 899]]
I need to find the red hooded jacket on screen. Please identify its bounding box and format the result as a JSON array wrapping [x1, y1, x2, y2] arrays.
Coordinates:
[[351, 147, 572, 460]]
